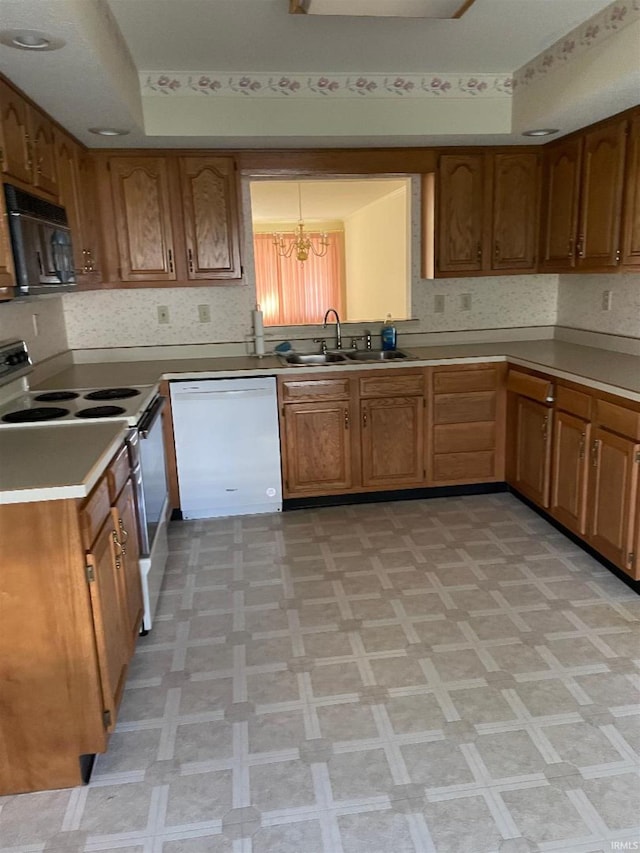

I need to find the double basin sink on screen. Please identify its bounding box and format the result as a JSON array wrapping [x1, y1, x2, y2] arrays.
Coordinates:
[[280, 349, 411, 366]]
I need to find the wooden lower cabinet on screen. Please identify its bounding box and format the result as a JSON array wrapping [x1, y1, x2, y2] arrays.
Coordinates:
[[511, 396, 552, 507], [283, 400, 353, 494], [361, 396, 423, 488], [0, 445, 143, 794], [550, 410, 590, 535], [587, 428, 639, 573]]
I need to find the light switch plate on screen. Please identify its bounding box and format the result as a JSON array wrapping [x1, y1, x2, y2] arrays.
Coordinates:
[[601, 290, 612, 311], [461, 293, 472, 311], [434, 294, 445, 313], [157, 305, 170, 324], [198, 304, 211, 323]]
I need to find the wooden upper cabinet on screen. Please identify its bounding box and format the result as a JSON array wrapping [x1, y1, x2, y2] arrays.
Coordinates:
[[0, 187, 15, 297], [0, 78, 32, 186], [28, 109, 58, 197], [436, 154, 485, 273], [109, 157, 177, 281], [179, 156, 241, 280], [621, 112, 640, 269], [540, 137, 582, 271], [577, 117, 627, 270], [491, 152, 539, 271], [54, 130, 84, 273]]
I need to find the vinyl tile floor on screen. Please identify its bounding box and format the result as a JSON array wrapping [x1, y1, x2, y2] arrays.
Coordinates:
[[1, 493, 639, 853]]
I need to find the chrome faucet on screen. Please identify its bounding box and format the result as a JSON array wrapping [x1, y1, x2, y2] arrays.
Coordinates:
[[323, 308, 342, 350]]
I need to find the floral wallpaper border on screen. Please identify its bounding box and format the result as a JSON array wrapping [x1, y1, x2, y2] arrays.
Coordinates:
[[514, 0, 640, 89], [141, 72, 514, 98]]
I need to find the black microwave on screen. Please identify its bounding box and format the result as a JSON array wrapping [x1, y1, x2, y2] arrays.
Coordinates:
[[4, 183, 76, 296]]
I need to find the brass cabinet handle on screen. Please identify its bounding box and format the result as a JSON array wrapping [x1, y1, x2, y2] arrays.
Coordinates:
[[362, 410, 367, 428], [112, 529, 123, 560], [118, 518, 128, 551], [579, 432, 586, 460], [476, 243, 482, 262], [25, 133, 33, 171], [494, 241, 500, 261], [188, 248, 194, 273], [541, 414, 549, 442], [168, 248, 174, 273], [591, 438, 600, 467], [568, 237, 574, 259], [577, 235, 585, 258], [344, 408, 349, 430]]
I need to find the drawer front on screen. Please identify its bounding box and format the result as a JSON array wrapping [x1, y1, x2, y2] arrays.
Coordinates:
[[507, 370, 554, 403], [433, 367, 499, 394], [433, 422, 496, 454], [79, 476, 111, 550], [433, 391, 496, 425], [280, 378, 350, 402], [555, 385, 592, 420], [596, 399, 640, 440], [433, 451, 496, 482], [106, 445, 130, 503], [359, 372, 424, 398]]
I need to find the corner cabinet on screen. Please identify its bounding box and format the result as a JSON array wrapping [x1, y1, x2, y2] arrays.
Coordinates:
[[96, 153, 242, 286], [0, 444, 143, 795]]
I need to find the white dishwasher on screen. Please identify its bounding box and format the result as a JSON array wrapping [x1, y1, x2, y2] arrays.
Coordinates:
[[170, 377, 282, 519]]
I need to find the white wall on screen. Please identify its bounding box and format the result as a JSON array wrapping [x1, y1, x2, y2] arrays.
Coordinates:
[[557, 272, 640, 337], [0, 296, 68, 363], [344, 188, 409, 322]]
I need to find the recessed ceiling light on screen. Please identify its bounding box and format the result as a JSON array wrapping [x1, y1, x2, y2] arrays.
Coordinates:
[[88, 127, 131, 137], [0, 30, 65, 51], [522, 128, 559, 137]]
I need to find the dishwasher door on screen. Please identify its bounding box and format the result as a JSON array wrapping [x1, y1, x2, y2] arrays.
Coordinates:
[[170, 377, 282, 519]]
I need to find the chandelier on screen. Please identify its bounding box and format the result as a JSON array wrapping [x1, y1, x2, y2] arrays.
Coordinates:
[[272, 184, 329, 262]]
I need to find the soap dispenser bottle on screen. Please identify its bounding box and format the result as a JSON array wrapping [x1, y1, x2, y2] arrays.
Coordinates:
[[381, 314, 397, 351]]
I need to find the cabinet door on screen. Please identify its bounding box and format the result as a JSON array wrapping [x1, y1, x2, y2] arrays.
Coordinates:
[[540, 138, 582, 271], [512, 396, 552, 508], [621, 112, 640, 269], [28, 109, 58, 197], [54, 130, 84, 273], [283, 401, 353, 495], [109, 157, 177, 281], [361, 396, 424, 488], [588, 428, 639, 573], [86, 519, 128, 729], [112, 479, 143, 652], [550, 411, 590, 535], [76, 153, 101, 278], [0, 187, 15, 298], [492, 152, 539, 271], [0, 79, 32, 185], [577, 119, 627, 270], [437, 154, 485, 273], [179, 156, 242, 280]]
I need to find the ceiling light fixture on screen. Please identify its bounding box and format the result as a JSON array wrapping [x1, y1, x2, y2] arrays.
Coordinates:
[[88, 127, 130, 137], [272, 184, 329, 262], [0, 30, 65, 51], [522, 128, 559, 137]]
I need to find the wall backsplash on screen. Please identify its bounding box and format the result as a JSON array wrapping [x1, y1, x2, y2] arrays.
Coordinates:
[[557, 273, 640, 337], [0, 296, 68, 363]]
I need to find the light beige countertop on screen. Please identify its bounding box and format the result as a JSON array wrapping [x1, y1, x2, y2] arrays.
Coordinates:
[[0, 422, 127, 505], [33, 340, 640, 402]]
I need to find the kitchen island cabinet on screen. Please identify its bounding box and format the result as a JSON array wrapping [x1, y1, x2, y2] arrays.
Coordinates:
[[0, 429, 143, 794]]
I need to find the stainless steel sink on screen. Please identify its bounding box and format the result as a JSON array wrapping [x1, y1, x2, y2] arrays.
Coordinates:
[[345, 349, 410, 361], [281, 352, 349, 366]]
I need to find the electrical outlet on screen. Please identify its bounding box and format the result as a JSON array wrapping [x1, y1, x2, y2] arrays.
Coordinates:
[[197, 304, 211, 323], [157, 305, 170, 324], [601, 290, 612, 311], [434, 294, 445, 313], [461, 293, 472, 311]]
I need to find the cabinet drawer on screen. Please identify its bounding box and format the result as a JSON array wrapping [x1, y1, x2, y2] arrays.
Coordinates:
[[106, 445, 129, 503], [433, 367, 499, 394], [433, 451, 496, 482], [359, 372, 424, 398], [433, 391, 496, 425], [507, 370, 554, 403], [596, 399, 640, 440], [281, 378, 350, 402], [79, 476, 110, 550], [433, 422, 495, 453], [555, 385, 592, 420]]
